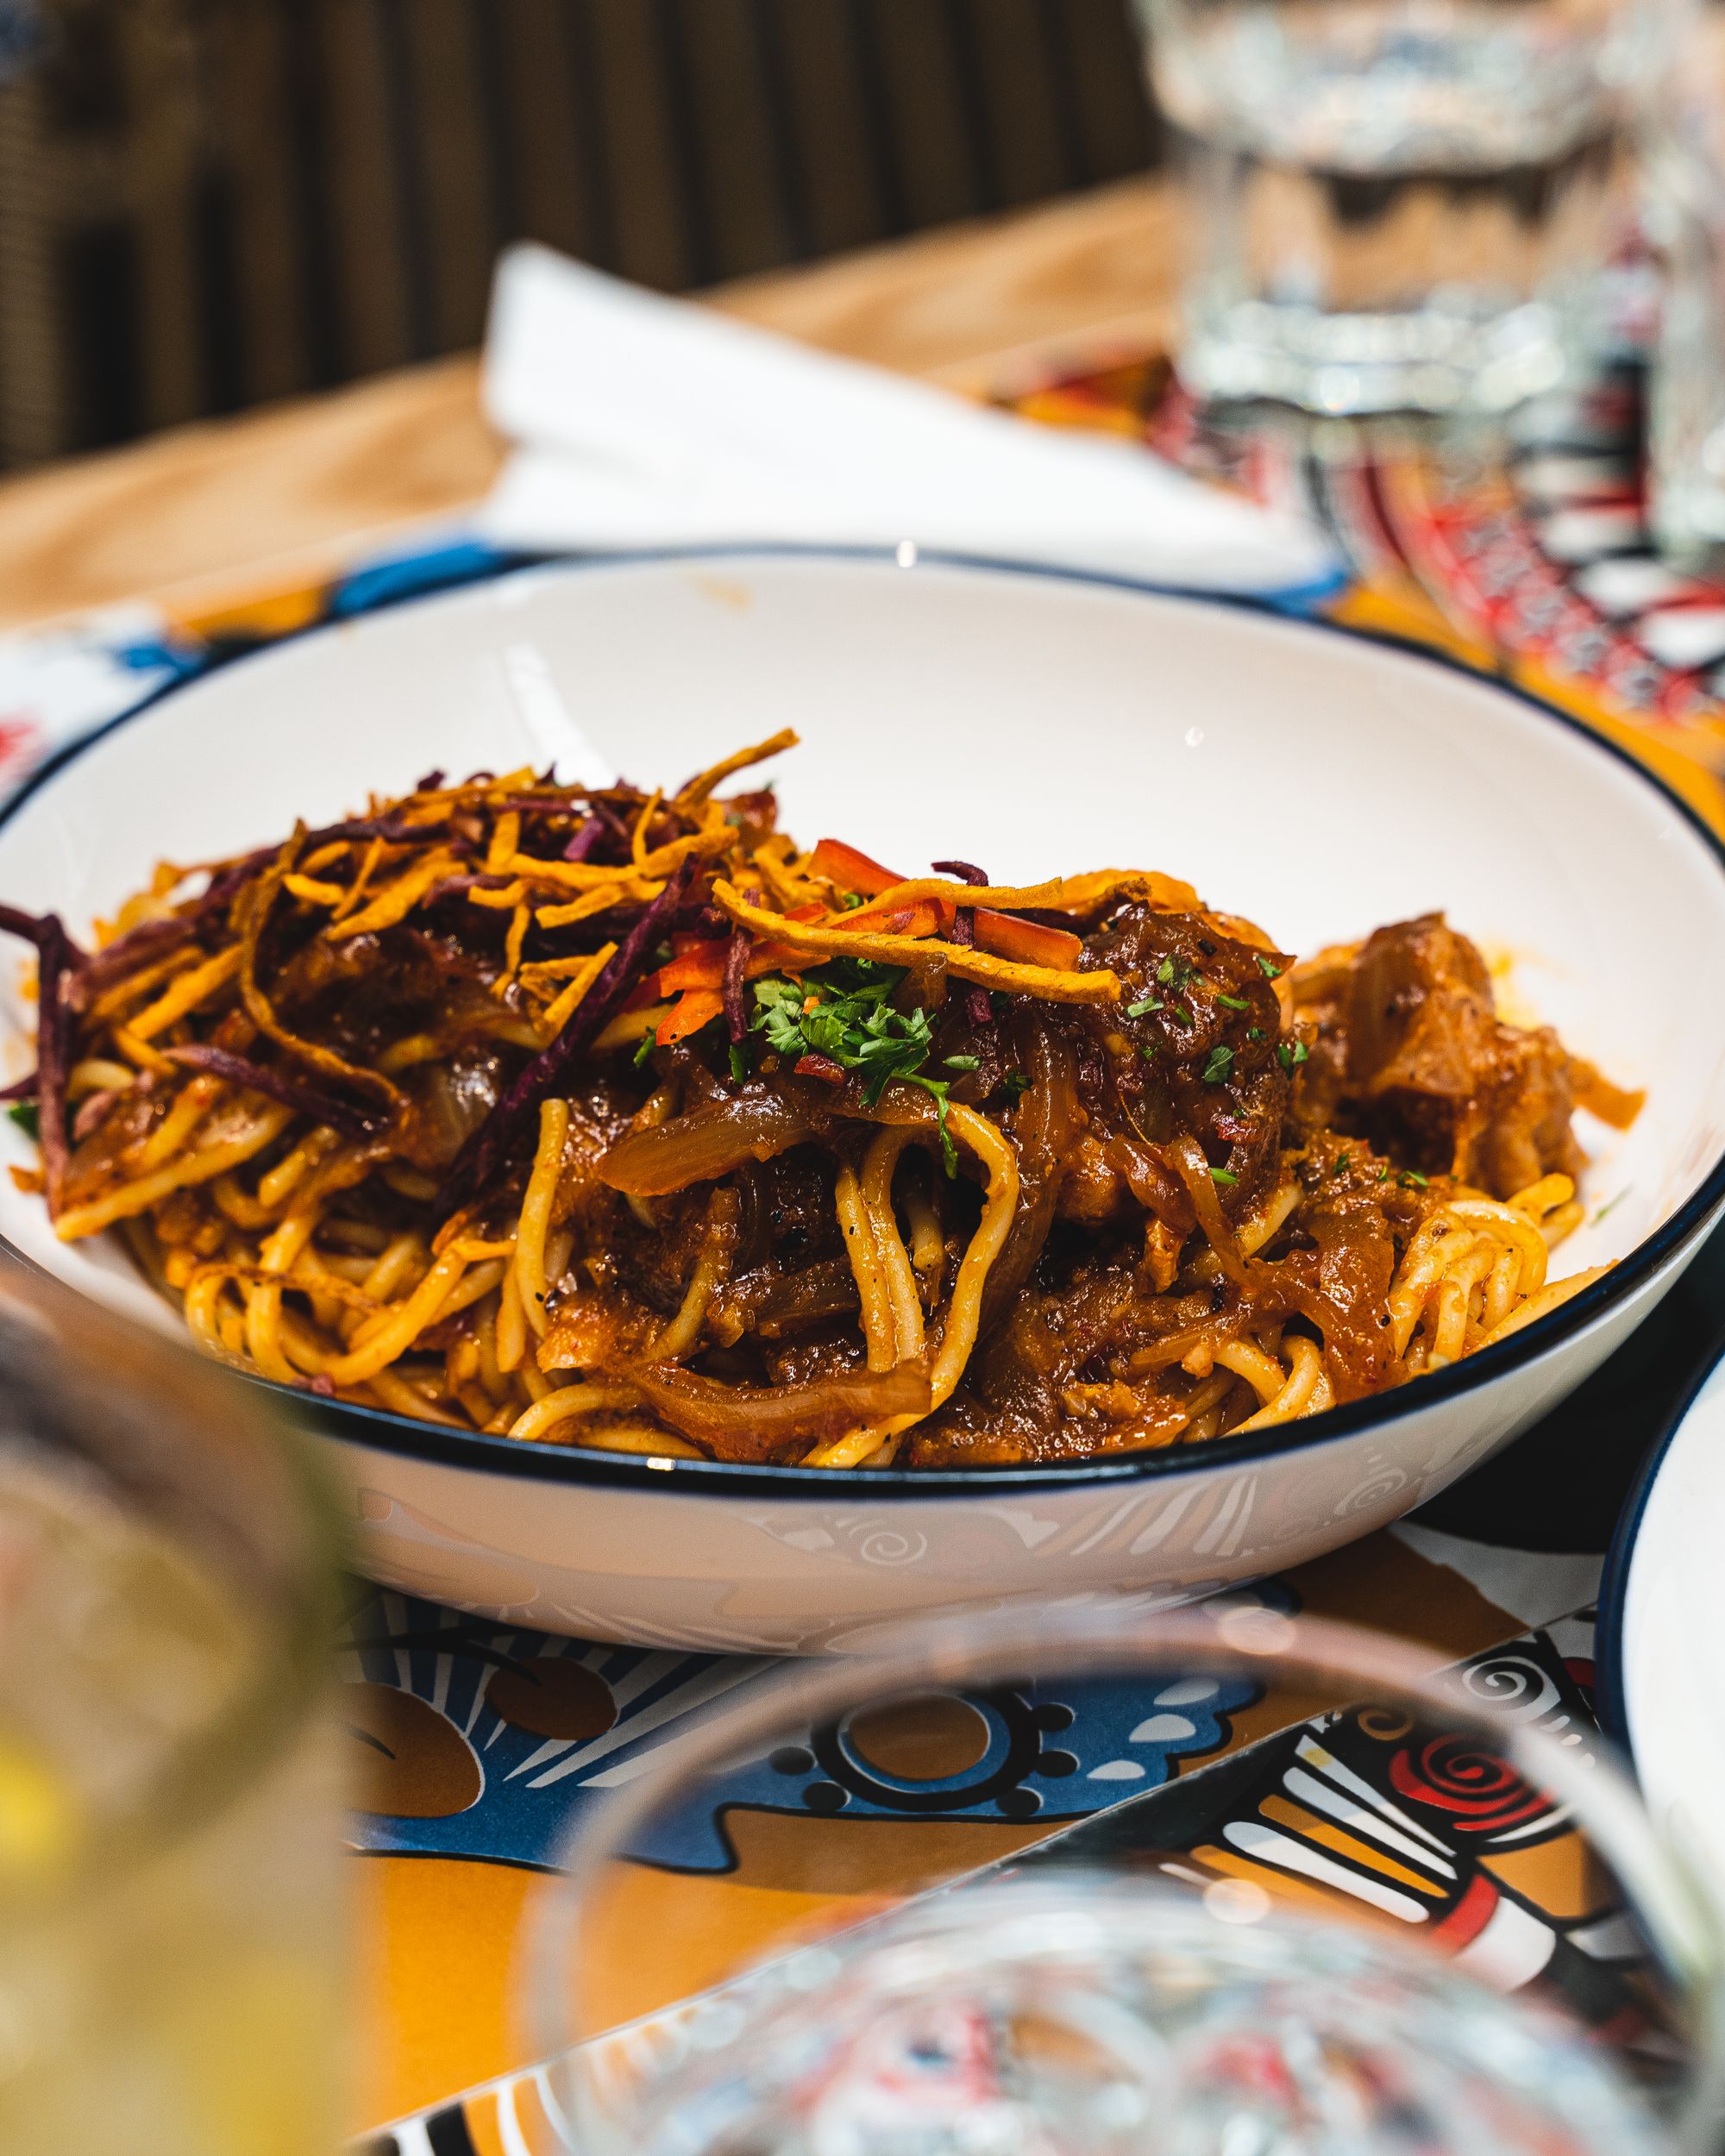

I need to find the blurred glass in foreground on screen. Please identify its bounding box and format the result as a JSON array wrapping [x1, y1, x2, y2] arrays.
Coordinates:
[[587, 1878, 1669, 2156], [1646, 6, 1725, 563], [525, 1609, 1725, 2156], [1135, 0, 1659, 415], [0, 1258, 344, 2154]]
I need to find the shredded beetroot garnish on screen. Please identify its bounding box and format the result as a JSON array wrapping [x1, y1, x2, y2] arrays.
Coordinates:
[[562, 816, 604, 863], [931, 860, 994, 1029], [85, 811, 468, 983], [194, 812, 459, 930], [497, 793, 595, 813], [423, 874, 511, 904], [34, 921, 76, 1212], [435, 856, 695, 1218], [72, 915, 194, 1007], [0, 905, 80, 1211], [794, 1053, 845, 1085], [72, 1089, 119, 1144], [162, 1044, 383, 1136], [723, 929, 750, 1045], [350, 811, 450, 844], [0, 902, 84, 967]]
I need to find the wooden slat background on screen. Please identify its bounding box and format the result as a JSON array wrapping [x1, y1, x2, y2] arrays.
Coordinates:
[[0, 0, 1158, 467]]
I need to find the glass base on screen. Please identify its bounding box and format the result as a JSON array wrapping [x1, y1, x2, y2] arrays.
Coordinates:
[[1179, 297, 1572, 417], [1647, 291, 1725, 569], [1647, 470, 1725, 570]]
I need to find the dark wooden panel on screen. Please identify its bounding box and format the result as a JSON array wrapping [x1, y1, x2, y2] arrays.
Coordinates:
[[869, 0, 988, 229], [960, 0, 1077, 210], [394, 0, 504, 352], [486, 0, 592, 263], [739, 0, 813, 262], [40, 0, 127, 135], [8, 0, 1164, 462], [115, 0, 206, 428], [60, 214, 141, 449], [1031, 0, 1097, 191], [1059, 0, 1159, 181], [672, 0, 793, 282], [272, 0, 346, 392], [582, 0, 691, 290], [559, 0, 624, 271], [0, 74, 71, 464], [308, 0, 417, 376], [762, 0, 891, 259], [191, 165, 245, 417], [204, 0, 312, 402], [368, 0, 436, 357]]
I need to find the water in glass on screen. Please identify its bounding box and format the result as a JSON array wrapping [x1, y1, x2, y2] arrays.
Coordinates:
[[1141, 0, 1650, 414]]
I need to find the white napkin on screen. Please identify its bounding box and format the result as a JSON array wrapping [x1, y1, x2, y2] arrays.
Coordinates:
[[476, 244, 1339, 602]]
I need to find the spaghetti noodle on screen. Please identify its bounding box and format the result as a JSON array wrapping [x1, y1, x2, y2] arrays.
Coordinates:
[[0, 736, 1640, 1468]]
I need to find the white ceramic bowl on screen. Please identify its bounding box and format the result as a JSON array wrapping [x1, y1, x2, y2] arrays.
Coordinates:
[[3, 550, 1723, 1652], [1598, 1342, 1725, 1896]]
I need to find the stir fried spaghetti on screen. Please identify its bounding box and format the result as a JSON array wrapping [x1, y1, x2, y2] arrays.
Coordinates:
[[1, 732, 1641, 1468]]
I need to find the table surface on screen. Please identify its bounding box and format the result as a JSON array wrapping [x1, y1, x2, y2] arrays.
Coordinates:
[[0, 175, 1181, 634], [3, 174, 1715, 2147]]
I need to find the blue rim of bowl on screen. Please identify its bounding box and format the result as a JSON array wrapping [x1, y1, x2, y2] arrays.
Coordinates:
[[4, 541, 1724, 1501], [1595, 1334, 1725, 1757]]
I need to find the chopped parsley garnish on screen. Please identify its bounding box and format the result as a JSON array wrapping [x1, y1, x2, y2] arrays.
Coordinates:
[[944, 1054, 980, 1071], [1001, 1072, 1032, 1105], [1247, 1026, 1264, 1042], [1209, 1165, 1238, 1187], [841, 892, 866, 910], [918, 1082, 959, 1175], [633, 1029, 657, 1068], [1256, 955, 1281, 979], [1215, 992, 1250, 1012], [753, 961, 959, 1172], [1155, 954, 1195, 990], [1399, 1169, 1430, 1190], [1333, 1153, 1349, 1175], [1126, 995, 1164, 1018], [1276, 1039, 1309, 1073], [6, 1100, 37, 1140], [728, 1043, 749, 1082], [1141, 1043, 1157, 1061], [653, 941, 674, 964], [1377, 1165, 1391, 1181], [1201, 1044, 1234, 1084]]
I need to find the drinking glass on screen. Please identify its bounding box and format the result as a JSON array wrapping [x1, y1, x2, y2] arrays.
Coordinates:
[[1645, 6, 1725, 561], [1133, 0, 1661, 416], [524, 1607, 1725, 2156], [0, 1256, 346, 2154]]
